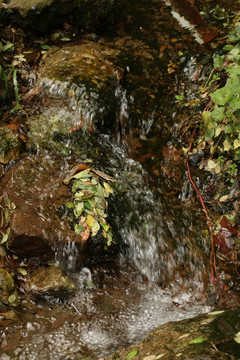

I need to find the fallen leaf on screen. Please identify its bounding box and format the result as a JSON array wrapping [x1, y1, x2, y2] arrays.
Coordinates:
[[126, 350, 138, 359], [208, 310, 225, 316], [188, 337, 206, 344], [208, 159, 217, 169]]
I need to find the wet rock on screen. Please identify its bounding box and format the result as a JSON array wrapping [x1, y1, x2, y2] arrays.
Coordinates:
[[29, 266, 76, 295], [0, 155, 86, 261], [0, 269, 18, 306], [0, 127, 21, 165], [103, 308, 240, 360], [3, 0, 119, 32], [36, 40, 123, 133]]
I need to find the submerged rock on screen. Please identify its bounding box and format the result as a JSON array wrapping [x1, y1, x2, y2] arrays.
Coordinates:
[[0, 155, 86, 262], [29, 266, 76, 295], [0, 269, 19, 306], [0, 127, 21, 165], [103, 308, 240, 360], [3, 0, 119, 32]]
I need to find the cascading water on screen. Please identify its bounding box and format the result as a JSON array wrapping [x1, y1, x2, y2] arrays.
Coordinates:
[[2, 0, 232, 358]]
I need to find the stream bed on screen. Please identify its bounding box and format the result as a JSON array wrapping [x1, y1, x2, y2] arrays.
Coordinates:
[[1, 0, 239, 359]]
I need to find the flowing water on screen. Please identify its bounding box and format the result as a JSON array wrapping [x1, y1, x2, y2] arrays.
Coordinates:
[[2, 0, 236, 359]]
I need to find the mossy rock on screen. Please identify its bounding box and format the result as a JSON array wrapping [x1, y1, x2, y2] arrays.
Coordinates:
[[0, 127, 21, 165], [103, 309, 240, 360], [29, 266, 76, 296], [0, 268, 19, 306], [36, 40, 123, 132]]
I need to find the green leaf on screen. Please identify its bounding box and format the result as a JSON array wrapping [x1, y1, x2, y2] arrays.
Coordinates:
[[8, 294, 16, 303], [84, 201, 93, 210], [74, 202, 84, 217], [74, 224, 85, 234], [188, 337, 206, 345], [2, 42, 14, 52], [211, 106, 225, 122], [228, 95, 240, 110], [66, 202, 75, 209], [213, 55, 224, 69], [223, 44, 233, 51], [61, 37, 71, 42], [17, 267, 27, 276], [224, 124, 233, 134], [103, 182, 113, 194], [202, 111, 211, 124], [205, 128, 214, 141], [74, 191, 85, 198], [1, 227, 10, 244], [91, 220, 100, 236], [73, 168, 91, 179], [208, 310, 225, 316], [234, 139, 240, 149], [229, 47, 240, 55], [126, 350, 138, 359], [41, 44, 51, 50], [215, 126, 223, 137], [223, 139, 232, 151], [234, 150, 240, 161], [226, 66, 240, 78], [208, 160, 217, 169], [100, 222, 109, 232]]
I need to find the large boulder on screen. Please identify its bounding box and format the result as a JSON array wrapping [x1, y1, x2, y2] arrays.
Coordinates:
[[0, 155, 86, 262], [1, 0, 119, 32], [36, 39, 123, 133]]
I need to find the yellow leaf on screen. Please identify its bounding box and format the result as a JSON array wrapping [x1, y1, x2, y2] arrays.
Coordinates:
[[234, 332, 240, 344], [103, 182, 113, 194], [219, 194, 230, 202], [91, 220, 100, 237], [223, 140, 231, 151], [214, 126, 223, 137], [208, 159, 217, 169], [233, 139, 240, 149], [86, 215, 95, 228]]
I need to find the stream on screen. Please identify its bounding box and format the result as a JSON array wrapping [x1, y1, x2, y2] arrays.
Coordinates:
[[1, 0, 236, 359]]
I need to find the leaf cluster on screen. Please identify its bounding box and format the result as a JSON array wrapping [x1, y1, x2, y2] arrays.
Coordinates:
[[65, 167, 114, 246], [200, 25, 240, 182]]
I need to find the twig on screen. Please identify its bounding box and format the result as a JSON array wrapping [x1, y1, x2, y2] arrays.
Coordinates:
[[186, 128, 217, 281]]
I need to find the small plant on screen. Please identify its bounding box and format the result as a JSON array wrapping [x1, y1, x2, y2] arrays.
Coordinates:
[[198, 22, 240, 183], [64, 167, 116, 246], [0, 39, 20, 109]]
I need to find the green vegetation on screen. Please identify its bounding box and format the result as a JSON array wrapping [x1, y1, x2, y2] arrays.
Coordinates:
[[197, 21, 240, 185], [64, 167, 115, 246]]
